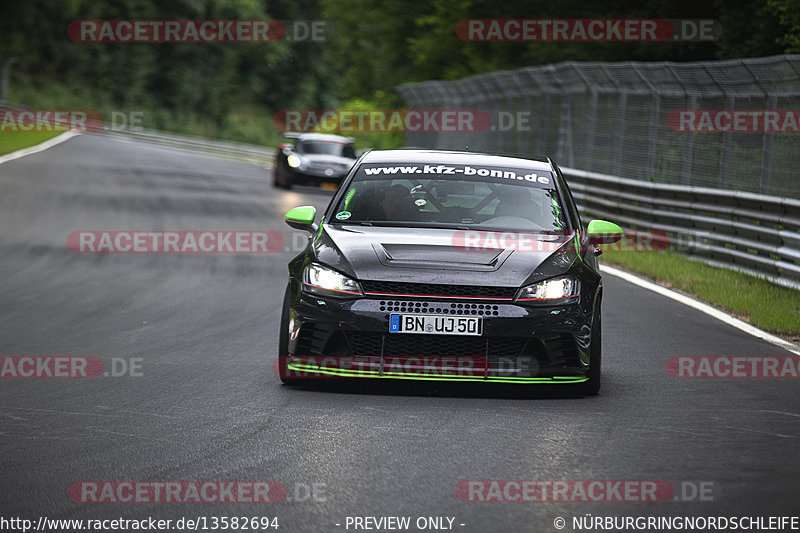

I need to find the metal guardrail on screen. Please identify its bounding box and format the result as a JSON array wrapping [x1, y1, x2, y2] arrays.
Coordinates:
[[94, 127, 276, 167], [562, 166, 800, 290], [397, 55, 800, 199]]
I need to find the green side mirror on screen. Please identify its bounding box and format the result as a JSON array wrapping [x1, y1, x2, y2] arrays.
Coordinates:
[[285, 206, 317, 233], [586, 219, 623, 245]]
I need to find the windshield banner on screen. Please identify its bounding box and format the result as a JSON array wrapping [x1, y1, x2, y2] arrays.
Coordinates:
[[356, 164, 553, 187]]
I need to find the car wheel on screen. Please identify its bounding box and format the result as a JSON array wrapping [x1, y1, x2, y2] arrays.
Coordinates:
[[579, 308, 602, 396], [275, 168, 293, 190], [273, 168, 286, 189], [277, 283, 302, 385]]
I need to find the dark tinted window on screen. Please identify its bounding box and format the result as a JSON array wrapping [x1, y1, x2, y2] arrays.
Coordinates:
[[296, 141, 356, 159]]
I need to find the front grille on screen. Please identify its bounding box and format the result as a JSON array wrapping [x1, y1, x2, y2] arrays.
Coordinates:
[[345, 332, 527, 359], [379, 301, 500, 316], [361, 281, 516, 300]]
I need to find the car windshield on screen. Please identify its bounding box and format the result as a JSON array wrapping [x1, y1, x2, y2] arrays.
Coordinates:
[[296, 141, 356, 159], [330, 162, 566, 231]]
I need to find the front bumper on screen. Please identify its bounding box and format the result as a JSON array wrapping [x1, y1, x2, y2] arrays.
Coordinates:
[[286, 293, 594, 384]]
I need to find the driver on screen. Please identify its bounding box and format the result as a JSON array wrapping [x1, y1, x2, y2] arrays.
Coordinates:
[[493, 187, 543, 222], [380, 184, 414, 220]]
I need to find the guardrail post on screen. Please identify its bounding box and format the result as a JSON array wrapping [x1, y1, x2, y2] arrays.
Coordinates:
[[518, 95, 531, 155], [585, 91, 598, 170], [558, 95, 574, 166], [760, 94, 777, 195], [719, 96, 735, 189], [536, 94, 551, 155], [613, 92, 627, 176], [646, 93, 661, 180], [680, 96, 697, 185]]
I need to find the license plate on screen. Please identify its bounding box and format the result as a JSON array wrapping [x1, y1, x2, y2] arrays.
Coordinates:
[[389, 314, 482, 336]]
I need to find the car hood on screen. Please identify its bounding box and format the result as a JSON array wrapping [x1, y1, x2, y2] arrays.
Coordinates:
[[313, 224, 580, 289]]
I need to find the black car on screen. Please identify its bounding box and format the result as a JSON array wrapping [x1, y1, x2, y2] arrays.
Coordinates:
[[273, 133, 357, 190], [278, 149, 622, 394]]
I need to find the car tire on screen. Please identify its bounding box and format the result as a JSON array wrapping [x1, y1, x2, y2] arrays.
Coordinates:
[[277, 283, 302, 385], [579, 308, 602, 396], [279, 169, 293, 190], [274, 168, 287, 189]]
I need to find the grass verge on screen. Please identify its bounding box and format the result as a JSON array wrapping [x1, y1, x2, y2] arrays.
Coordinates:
[[6, 78, 404, 152], [600, 249, 800, 338], [0, 130, 64, 156]]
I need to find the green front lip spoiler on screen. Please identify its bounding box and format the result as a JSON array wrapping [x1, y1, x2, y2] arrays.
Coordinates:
[[288, 359, 588, 384]]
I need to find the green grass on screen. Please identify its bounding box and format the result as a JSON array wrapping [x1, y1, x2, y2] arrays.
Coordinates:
[[0, 130, 64, 156], [600, 249, 800, 337]]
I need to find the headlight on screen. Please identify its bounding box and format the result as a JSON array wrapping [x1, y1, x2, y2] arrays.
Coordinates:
[[515, 276, 580, 304], [302, 264, 363, 298], [287, 154, 302, 168]]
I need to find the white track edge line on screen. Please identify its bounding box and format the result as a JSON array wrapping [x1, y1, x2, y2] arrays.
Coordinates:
[[600, 264, 800, 357], [0, 131, 81, 166]]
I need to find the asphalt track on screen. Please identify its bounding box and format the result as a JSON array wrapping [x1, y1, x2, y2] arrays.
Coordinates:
[[0, 133, 798, 532]]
